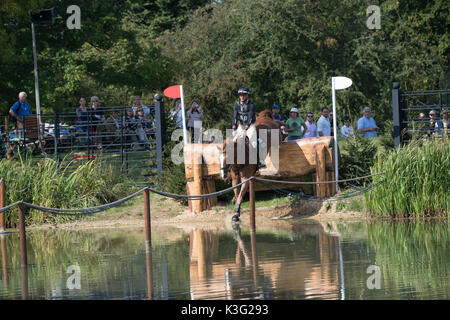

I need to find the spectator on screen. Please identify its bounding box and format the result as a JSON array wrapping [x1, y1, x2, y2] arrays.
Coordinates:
[[123, 107, 138, 149], [340, 116, 354, 139], [317, 107, 331, 137], [441, 109, 448, 136], [136, 107, 151, 149], [9, 92, 32, 139], [357, 107, 378, 138], [428, 109, 443, 135], [88, 96, 105, 148], [75, 96, 89, 148], [303, 112, 318, 138], [416, 112, 427, 138], [282, 107, 307, 141], [272, 105, 285, 122], [170, 98, 183, 129], [104, 110, 121, 144], [131, 95, 150, 117], [329, 111, 335, 136], [186, 101, 203, 143]]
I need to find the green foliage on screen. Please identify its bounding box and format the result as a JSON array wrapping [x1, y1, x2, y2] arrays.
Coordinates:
[[162, 0, 448, 131], [365, 139, 450, 217], [0, 156, 134, 226], [338, 135, 383, 186]]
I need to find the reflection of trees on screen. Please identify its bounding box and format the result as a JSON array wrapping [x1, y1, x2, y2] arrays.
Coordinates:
[[0, 229, 191, 299], [188, 221, 342, 300], [367, 221, 450, 300]]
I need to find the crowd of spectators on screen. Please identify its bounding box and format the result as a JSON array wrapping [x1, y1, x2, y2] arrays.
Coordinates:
[[73, 95, 155, 151]]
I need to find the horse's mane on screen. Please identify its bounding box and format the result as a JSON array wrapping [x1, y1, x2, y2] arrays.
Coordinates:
[[257, 110, 273, 120], [256, 110, 279, 129]]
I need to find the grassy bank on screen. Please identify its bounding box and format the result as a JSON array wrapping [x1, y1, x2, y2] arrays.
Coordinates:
[[0, 155, 134, 227], [365, 139, 449, 217]]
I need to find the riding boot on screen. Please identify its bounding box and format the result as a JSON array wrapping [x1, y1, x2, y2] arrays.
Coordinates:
[[232, 204, 241, 222]]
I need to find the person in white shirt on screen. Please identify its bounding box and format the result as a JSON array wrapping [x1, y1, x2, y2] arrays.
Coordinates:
[[340, 116, 354, 139], [317, 107, 331, 137], [302, 112, 318, 138]]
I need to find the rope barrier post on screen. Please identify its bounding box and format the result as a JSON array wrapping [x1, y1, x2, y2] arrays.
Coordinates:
[[18, 202, 28, 299], [144, 188, 151, 253], [18, 203, 27, 267], [0, 179, 6, 233], [1, 232, 8, 287], [249, 178, 256, 231]]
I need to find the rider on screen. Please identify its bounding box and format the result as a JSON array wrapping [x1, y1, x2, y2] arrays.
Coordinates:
[[232, 86, 266, 168]]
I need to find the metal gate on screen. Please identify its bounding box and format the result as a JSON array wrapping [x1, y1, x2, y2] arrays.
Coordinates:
[[5, 100, 165, 187], [392, 82, 449, 147]]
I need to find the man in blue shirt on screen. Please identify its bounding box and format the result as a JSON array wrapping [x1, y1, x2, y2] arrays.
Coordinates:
[[357, 107, 378, 138], [9, 92, 32, 138]]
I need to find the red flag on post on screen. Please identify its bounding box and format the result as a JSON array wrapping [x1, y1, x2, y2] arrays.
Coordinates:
[[164, 84, 188, 145], [163, 85, 181, 98]]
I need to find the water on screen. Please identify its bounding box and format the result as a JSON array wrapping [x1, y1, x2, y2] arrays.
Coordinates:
[[0, 219, 448, 300]]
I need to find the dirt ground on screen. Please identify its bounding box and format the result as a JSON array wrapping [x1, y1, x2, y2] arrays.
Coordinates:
[[28, 194, 365, 232]]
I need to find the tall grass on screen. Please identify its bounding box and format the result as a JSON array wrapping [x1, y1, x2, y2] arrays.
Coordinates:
[[365, 139, 449, 217], [0, 155, 134, 226]]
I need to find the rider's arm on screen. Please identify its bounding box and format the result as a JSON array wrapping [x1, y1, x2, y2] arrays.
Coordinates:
[[232, 104, 238, 130], [245, 102, 255, 130]]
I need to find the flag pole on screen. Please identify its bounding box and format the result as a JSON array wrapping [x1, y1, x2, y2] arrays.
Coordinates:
[[332, 77, 339, 193], [180, 85, 188, 145]]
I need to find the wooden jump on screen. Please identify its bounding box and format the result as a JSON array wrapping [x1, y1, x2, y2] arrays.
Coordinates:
[[184, 136, 337, 213]]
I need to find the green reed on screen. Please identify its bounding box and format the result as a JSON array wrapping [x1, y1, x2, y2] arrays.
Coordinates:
[[0, 155, 134, 226], [365, 139, 449, 217]]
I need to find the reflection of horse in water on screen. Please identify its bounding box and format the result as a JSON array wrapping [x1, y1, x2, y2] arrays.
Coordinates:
[[220, 110, 281, 222], [188, 222, 342, 300]]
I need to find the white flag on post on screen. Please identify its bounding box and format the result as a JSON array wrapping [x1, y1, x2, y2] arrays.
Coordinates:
[[333, 76, 353, 90], [331, 76, 352, 193]]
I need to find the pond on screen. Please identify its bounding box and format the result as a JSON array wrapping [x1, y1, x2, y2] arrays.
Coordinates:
[[0, 219, 448, 300]]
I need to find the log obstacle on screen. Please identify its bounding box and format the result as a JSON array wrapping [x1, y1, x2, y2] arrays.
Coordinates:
[[184, 136, 337, 213]]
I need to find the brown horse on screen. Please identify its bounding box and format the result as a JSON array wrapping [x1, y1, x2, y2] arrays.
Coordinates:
[[220, 110, 281, 222]]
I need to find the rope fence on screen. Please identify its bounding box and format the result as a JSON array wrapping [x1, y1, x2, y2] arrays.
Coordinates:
[[0, 172, 385, 216]]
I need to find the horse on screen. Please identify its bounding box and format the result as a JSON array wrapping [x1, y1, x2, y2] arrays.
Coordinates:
[[220, 110, 281, 222]]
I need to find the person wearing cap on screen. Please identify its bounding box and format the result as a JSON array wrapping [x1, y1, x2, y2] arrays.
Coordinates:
[[272, 105, 284, 122], [340, 116, 354, 139], [282, 107, 307, 141], [357, 107, 378, 138], [232, 86, 265, 167]]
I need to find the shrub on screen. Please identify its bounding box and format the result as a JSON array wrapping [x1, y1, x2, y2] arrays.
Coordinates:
[[365, 139, 449, 217]]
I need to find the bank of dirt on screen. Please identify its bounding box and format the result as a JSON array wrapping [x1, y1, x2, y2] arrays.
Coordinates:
[[28, 193, 365, 232]]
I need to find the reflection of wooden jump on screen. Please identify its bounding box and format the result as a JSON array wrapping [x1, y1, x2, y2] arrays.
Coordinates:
[[184, 136, 337, 213]]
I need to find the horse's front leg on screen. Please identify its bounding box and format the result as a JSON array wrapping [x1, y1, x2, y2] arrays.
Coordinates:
[[232, 178, 249, 222], [230, 167, 240, 207]]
